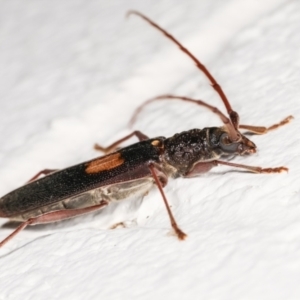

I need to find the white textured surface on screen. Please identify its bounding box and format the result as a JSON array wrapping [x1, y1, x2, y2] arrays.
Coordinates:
[[0, 0, 299, 299]]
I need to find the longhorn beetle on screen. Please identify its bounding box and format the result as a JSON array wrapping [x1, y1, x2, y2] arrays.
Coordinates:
[[0, 11, 293, 247]]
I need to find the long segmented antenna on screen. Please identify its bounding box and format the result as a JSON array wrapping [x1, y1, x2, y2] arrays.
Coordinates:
[[129, 95, 230, 126], [129, 95, 238, 140], [127, 10, 240, 141], [129, 95, 294, 137]]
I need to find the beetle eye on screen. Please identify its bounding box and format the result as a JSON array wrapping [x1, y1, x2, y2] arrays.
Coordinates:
[[221, 134, 230, 144], [220, 133, 239, 153]]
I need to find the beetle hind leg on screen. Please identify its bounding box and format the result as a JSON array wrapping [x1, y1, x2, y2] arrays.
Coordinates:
[[0, 201, 108, 248], [0, 220, 32, 248]]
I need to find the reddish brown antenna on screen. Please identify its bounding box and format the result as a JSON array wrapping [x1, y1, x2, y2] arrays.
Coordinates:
[[127, 10, 240, 141]]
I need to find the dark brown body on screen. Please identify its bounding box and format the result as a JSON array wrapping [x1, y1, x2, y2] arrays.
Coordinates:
[[0, 126, 256, 222]]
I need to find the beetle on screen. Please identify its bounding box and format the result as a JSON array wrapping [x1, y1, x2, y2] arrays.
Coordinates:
[[0, 11, 293, 248]]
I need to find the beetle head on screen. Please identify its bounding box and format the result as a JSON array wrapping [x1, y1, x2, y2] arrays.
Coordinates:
[[216, 129, 256, 156]]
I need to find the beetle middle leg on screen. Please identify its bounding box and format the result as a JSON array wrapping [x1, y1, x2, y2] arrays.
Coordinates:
[[94, 130, 149, 154], [0, 201, 108, 248], [27, 169, 58, 183], [149, 164, 187, 240]]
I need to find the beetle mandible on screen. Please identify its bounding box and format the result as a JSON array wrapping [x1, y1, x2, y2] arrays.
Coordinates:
[[0, 11, 293, 248]]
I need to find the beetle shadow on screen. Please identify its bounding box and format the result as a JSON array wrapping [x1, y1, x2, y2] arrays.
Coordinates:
[[1, 213, 103, 232], [0, 199, 142, 257], [0, 215, 103, 258], [1, 219, 76, 231], [193, 169, 261, 178], [212, 170, 258, 175], [0, 232, 54, 259], [243, 132, 257, 136]]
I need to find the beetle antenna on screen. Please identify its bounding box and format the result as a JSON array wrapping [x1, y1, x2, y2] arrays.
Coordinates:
[[127, 10, 240, 141], [129, 94, 238, 140]]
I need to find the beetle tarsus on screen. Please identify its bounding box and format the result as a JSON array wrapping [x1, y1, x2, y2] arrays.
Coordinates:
[[174, 227, 187, 241], [259, 166, 288, 174]]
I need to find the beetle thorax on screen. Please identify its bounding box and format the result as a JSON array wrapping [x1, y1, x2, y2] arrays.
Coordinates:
[[163, 128, 223, 175]]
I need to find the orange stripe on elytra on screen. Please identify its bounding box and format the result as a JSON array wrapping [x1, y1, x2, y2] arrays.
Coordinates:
[[85, 153, 125, 174]]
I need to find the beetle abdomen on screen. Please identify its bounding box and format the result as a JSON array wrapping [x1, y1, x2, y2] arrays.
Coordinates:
[[10, 178, 154, 222], [0, 138, 163, 218]]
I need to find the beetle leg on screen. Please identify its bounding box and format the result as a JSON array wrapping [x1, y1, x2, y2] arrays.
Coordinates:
[[94, 130, 149, 154], [0, 201, 108, 248], [215, 160, 288, 173], [0, 221, 30, 248], [184, 161, 218, 177], [185, 160, 288, 177], [239, 115, 293, 134], [148, 164, 187, 240], [27, 169, 58, 183]]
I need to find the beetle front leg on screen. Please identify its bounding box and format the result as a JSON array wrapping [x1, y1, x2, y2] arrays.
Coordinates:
[[239, 115, 293, 135], [184, 160, 288, 177], [0, 201, 108, 248], [149, 164, 187, 240], [215, 160, 288, 173], [94, 130, 149, 154], [184, 161, 218, 177]]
